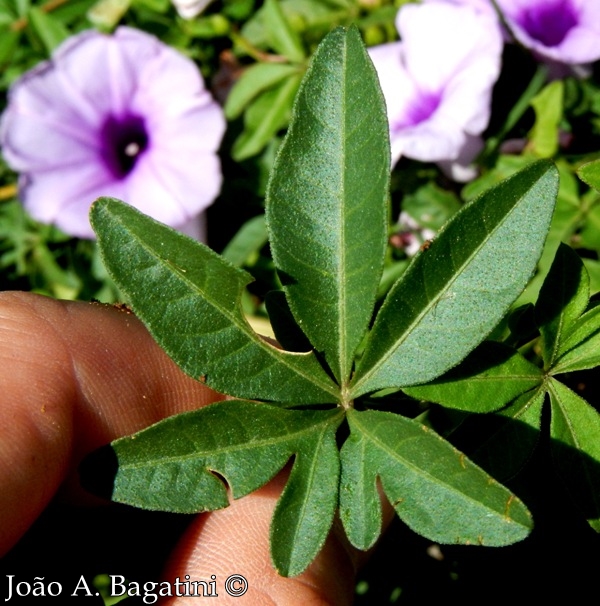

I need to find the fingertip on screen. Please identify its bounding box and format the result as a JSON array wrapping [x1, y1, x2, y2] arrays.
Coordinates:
[[161, 473, 356, 605], [0, 291, 224, 553]]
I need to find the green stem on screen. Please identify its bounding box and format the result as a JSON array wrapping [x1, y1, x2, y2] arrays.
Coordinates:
[[230, 30, 288, 63]]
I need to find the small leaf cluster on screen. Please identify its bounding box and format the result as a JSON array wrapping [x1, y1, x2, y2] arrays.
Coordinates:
[[84, 26, 566, 577], [406, 167, 600, 533]]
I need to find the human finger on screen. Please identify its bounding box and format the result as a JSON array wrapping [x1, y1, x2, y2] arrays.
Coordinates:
[[0, 291, 224, 554]]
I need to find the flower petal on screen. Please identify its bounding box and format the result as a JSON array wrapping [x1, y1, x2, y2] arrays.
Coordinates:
[[21, 164, 120, 237], [370, 2, 501, 173], [397, 3, 501, 92], [497, 0, 600, 64], [0, 26, 225, 240]]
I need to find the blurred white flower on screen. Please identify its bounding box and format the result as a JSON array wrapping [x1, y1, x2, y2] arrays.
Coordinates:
[[425, 0, 600, 69], [369, 2, 502, 180], [172, 0, 213, 19]]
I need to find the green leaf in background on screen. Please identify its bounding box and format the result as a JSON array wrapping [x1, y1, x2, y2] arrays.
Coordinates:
[[90, 198, 338, 404], [224, 62, 302, 120], [548, 379, 600, 531], [240, 0, 352, 53], [0, 29, 19, 64], [461, 154, 534, 202], [0, 0, 14, 27], [266, 25, 389, 386], [578, 202, 600, 251], [528, 80, 563, 158], [351, 160, 559, 397], [27, 6, 69, 53], [232, 73, 302, 161], [577, 158, 600, 193], [262, 0, 305, 63], [583, 259, 600, 294], [403, 342, 543, 413], [340, 409, 532, 549], [535, 243, 589, 368], [220, 214, 268, 266], [402, 181, 461, 231]]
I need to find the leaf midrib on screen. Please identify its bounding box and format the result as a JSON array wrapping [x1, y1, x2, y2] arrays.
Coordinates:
[[338, 38, 349, 385], [287, 426, 333, 561], [352, 188, 534, 396], [353, 413, 525, 522], [548, 379, 580, 450], [121, 412, 342, 470], [441, 372, 543, 383], [115, 211, 339, 399]]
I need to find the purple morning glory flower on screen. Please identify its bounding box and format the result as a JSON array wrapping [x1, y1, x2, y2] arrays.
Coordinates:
[[426, 0, 600, 67], [496, 0, 600, 65], [0, 27, 225, 239], [369, 2, 502, 179]]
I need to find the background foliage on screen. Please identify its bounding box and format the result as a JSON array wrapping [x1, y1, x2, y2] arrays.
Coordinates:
[[2, 0, 600, 603]]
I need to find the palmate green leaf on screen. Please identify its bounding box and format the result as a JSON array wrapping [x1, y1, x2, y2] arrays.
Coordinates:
[[548, 379, 600, 531], [99, 400, 344, 576], [402, 342, 543, 413], [102, 399, 343, 511], [90, 198, 338, 404], [351, 160, 558, 398], [535, 243, 589, 368], [266, 26, 389, 386], [339, 409, 532, 550]]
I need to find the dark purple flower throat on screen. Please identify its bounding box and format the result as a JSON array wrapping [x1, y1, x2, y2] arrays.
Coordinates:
[[516, 0, 578, 47], [392, 90, 441, 133], [100, 114, 150, 179]]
